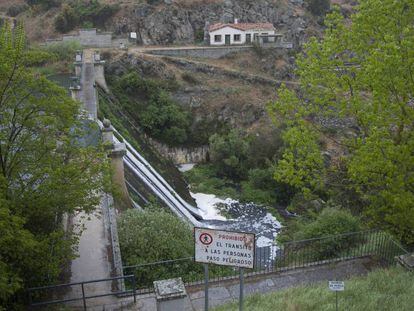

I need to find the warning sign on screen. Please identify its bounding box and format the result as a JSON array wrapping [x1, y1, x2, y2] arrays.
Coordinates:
[[194, 228, 255, 269]]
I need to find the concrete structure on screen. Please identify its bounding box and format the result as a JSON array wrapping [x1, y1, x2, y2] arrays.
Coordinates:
[[154, 278, 187, 311], [63, 29, 112, 47], [46, 28, 129, 48], [102, 119, 132, 211], [93, 51, 110, 93], [147, 45, 252, 59], [130, 257, 375, 311], [208, 20, 275, 46]]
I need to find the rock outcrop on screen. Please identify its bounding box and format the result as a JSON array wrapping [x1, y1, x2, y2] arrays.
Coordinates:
[[112, 0, 315, 48]]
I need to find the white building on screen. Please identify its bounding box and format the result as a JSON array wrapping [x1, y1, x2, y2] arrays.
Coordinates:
[[208, 20, 276, 46]]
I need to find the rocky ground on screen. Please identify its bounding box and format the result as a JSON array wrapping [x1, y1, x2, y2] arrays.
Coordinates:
[[105, 49, 293, 134]]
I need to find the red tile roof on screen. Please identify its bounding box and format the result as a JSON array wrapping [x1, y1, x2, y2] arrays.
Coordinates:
[[209, 22, 275, 32]]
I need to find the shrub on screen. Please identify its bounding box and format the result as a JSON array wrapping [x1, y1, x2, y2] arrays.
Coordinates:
[[54, 1, 119, 33], [181, 72, 200, 85], [54, 4, 78, 33], [118, 209, 195, 286], [6, 4, 29, 17], [291, 208, 363, 258], [115, 72, 191, 146], [41, 40, 82, 62], [209, 130, 250, 180], [305, 0, 330, 16], [26, 0, 60, 10]]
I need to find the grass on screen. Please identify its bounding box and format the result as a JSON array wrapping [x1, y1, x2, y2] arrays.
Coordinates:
[[213, 267, 414, 311]]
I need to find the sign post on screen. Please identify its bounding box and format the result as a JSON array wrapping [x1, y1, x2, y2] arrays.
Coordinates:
[[239, 268, 244, 311], [194, 228, 255, 311], [328, 281, 344, 311], [204, 264, 209, 311]]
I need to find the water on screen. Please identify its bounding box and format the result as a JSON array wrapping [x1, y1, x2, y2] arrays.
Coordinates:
[[191, 192, 282, 261]]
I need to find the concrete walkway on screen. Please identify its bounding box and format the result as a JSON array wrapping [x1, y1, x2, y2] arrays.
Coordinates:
[[64, 49, 115, 307], [82, 257, 373, 310], [80, 50, 98, 119], [65, 197, 115, 307]]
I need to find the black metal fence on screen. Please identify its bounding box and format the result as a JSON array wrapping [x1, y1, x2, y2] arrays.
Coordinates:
[[27, 275, 136, 310], [26, 231, 408, 308], [123, 230, 408, 294]]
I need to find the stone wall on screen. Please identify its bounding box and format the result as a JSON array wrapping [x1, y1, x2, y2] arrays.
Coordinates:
[[148, 137, 209, 164], [147, 46, 253, 59], [145, 44, 292, 59]]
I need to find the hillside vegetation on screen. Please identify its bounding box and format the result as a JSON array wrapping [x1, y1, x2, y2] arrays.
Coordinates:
[[214, 268, 414, 311]]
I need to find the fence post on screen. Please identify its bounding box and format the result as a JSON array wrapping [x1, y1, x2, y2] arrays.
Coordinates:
[[132, 276, 137, 303], [27, 289, 32, 310], [81, 283, 87, 311]]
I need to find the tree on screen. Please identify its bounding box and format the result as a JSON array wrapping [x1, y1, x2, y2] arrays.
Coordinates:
[[268, 1, 414, 243], [209, 130, 250, 180], [0, 22, 107, 307], [54, 4, 78, 33]]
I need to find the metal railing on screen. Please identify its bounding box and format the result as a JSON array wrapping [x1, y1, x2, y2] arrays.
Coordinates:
[[27, 275, 136, 310], [123, 230, 408, 294]]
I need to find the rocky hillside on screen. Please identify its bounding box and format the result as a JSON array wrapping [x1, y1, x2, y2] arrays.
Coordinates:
[[114, 0, 316, 46], [104, 50, 286, 142], [0, 0, 339, 45]]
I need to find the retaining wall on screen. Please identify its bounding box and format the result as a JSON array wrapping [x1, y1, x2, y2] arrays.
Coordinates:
[[147, 46, 253, 59]]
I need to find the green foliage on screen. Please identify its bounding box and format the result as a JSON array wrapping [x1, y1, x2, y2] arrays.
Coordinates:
[[194, 28, 205, 43], [118, 209, 194, 285], [26, 0, 60, 10], [214, 267, 414, 311], [184, 164, 239, 198], [112, 72, 191, 146], [118, 209, 194, 263], [186, 128, 296, 207], [209, 130, 250, 180], [268, 0, 414, 244], [41, 40, 82, 62], [73, 0, 120, 28], [281, 207, 363, 262], [0, 22, 107, 308], [305, 0, 330, 16], [293, 208, 362, 240], [55, 4, 78, 33], [54, 1, 119, 33], [118, 208, 234, 287], [6, 4, 29, 17], [181, 72, 200, 85]]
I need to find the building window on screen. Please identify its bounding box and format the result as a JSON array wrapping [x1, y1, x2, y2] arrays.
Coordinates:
[[214, 35, 222, 42], [234, 34, 241, 42]]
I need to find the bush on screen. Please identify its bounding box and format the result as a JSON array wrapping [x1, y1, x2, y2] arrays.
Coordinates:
[[26, 0, 60, 10], [305, 0, 330, 16], [54, 4, 78, 33], [7, 4, 29, 17], [290, 208, 363, 258], [54, 1, 119, 33], [209, 130, 250, 180], [118, 209, 195, 286], [184, 164, 239, 198], [181, 72, 200, 85], [115, 72, 191, 146], [41, 40, 82, 62]]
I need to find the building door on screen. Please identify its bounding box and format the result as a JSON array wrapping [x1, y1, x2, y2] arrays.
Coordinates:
[[225, 35, 231, 45], [246, 34, 251, 44]]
